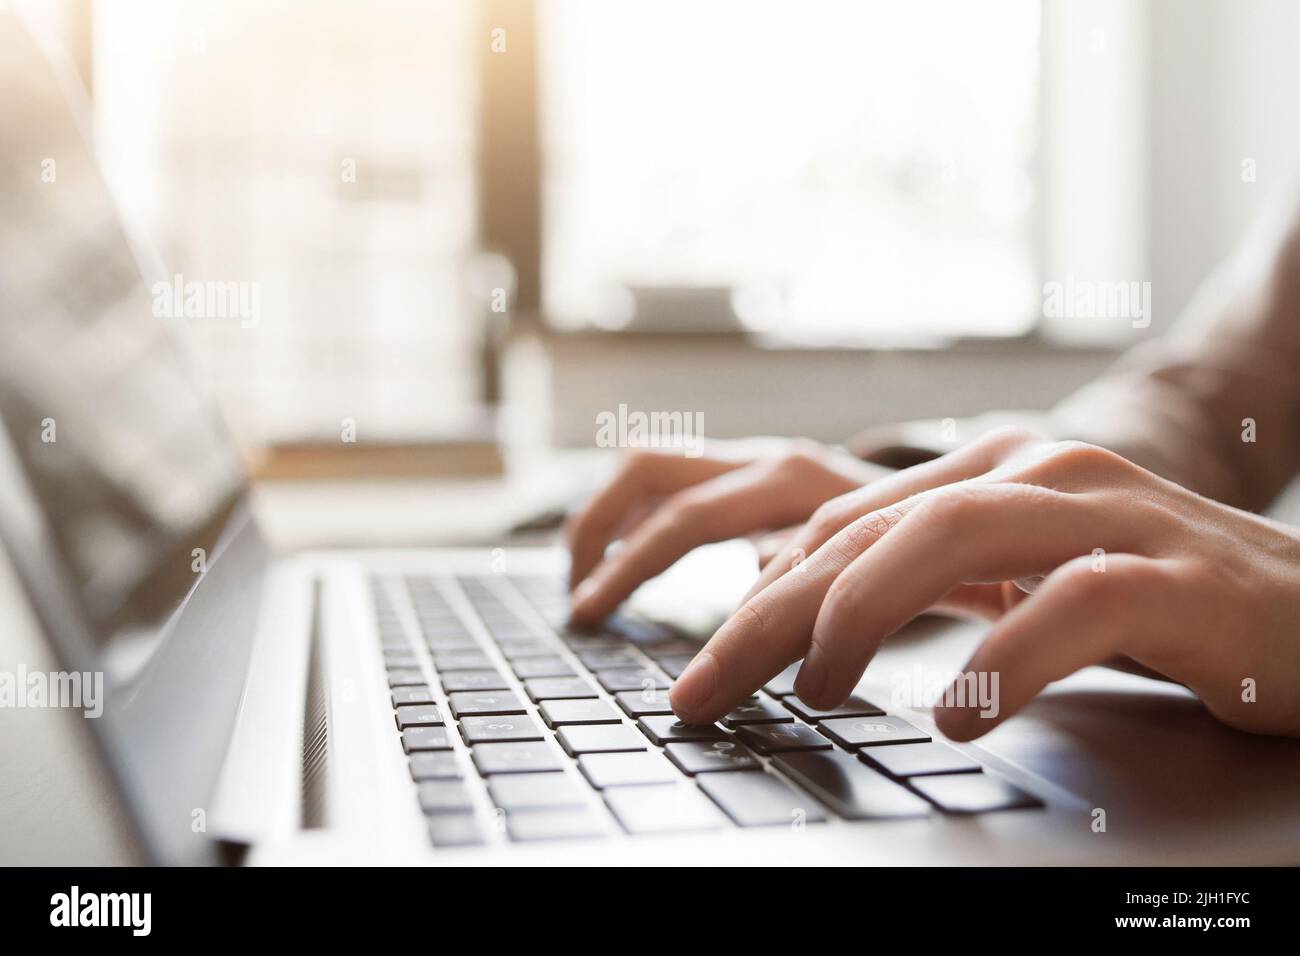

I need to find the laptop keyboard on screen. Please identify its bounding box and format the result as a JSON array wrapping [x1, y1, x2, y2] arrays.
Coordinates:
[[369, 573, 1042, 848]]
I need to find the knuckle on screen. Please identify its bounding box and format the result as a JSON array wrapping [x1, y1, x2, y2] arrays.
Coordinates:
[[776, 445, 828, 476], [1053, 558, 1113, 604], [661, 493, 711, 535], [820, 575, 859, 624], [831, 508, 898, 560], [1116, 556, 1180, 595], [809, 499, 851, 537], [618, 447, 673, 477], [979, 424, 1041, 454], [731, 600, 768, 639], [910, 487, 982, 532], [1046, 440, 1132, 474]]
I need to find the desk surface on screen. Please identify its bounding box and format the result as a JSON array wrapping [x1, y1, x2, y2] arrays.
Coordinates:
[[249, 449, 601, 552]]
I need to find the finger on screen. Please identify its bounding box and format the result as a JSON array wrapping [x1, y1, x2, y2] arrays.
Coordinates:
[[929, 582, 1023, 620], [670, 498, 922, 724], [933, 554, 1169, 740], [569, 467, 778, 625], [803, 483, 1133, 708], [569, 463, 832, 626], [742, 425, 1039, 603], [566, 452, 743, 588], [754, 526, 800, 569]]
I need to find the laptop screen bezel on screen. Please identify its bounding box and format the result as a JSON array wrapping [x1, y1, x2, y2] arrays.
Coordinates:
[[0, 417, 267, 865]]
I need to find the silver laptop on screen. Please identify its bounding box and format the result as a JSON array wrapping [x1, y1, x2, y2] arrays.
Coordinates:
[[4, 9, 1300, 867]]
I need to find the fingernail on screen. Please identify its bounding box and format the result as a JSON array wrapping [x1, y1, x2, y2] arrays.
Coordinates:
[[671, 651, 718, 717], [794, 645, 827, 704], [571, 577, 598, 606]]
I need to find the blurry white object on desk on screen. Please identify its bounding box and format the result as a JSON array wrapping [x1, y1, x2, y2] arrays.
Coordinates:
[[624, 538, 757, 641]]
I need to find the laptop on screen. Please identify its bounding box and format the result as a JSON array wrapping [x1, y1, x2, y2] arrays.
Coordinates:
[[4, 8, 1300, 867]]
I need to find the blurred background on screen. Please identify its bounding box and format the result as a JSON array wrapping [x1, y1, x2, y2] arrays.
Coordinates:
[[14, 0, 1300, 463]]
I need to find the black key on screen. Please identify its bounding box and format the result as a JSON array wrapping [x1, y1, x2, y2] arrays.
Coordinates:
[[419, 617, 468, 633], [427, 813, 483, 848], [506, 808, 605, 842], [395, 704, 445, 729], [402, 726, 453, 752], [722, 698, 793, 727], [415, 611, 460, 628], [637, 715, 727, 745], [614, 689, 674, 718], [448, 690, 527, 717], [560, 634, 628, 652], [387, 668, 426, 688], [579, 751, 678, 789], [472, 741, 563, 775], [772, 750, 930, 819], [597, 668, 670, 693], [539, 698, 621, 728], [486, 625, 540, 644], [441, 670, 509, 692], [417, 781, 474, 814], [524, 676, 597, 701], [578, 649, 642, 669], [665, 740, 760, 774], [606, 615, 673, 645], [654, 654, 695, 679], [604, 784, 724, 834], [495, 630, 548, 646], [857, 741, 981, 778], [433, 650, 494, 671], [409, 751, 461, 781], [557, 724, 647, 756], [910, 773, 1044, 814], [424, 635, 478, 651], [511, 656, 576, 679], [783, 695, 884, 722], [699, 771, 829, 827], [488, 772, 586, 810], [392, 686, 435, 707], [459, 714, 545, 744], [498, 640, 555, 659], [383, 650, 419, 668], [762, 662, 802, 698], [640, 639, 700, 660], [466, 612, 506, 627], [819, 715, 931, 749], [735, 722, 832, 754]]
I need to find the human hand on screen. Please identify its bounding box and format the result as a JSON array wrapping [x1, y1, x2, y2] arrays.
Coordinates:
[[669, 427, 1300, 741], [566, 442, 891, 627]]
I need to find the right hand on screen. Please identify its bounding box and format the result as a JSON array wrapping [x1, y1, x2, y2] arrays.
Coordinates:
[[566, 443, 891, 627]]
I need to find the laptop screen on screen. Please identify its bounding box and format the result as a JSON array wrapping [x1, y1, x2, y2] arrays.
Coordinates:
[[0, 13, 245, 645]]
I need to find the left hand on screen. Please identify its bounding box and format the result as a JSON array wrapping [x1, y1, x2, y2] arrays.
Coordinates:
[[669, 428, 1300, 741]]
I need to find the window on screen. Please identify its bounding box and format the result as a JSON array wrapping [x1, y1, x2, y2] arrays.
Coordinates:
[[92, 0, 479, 443], [541, 0, 1042, 341]]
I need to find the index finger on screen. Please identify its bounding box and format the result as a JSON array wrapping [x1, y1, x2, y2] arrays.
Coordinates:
[[667, 502, 908, 723], [567, 452, 743, 588]]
